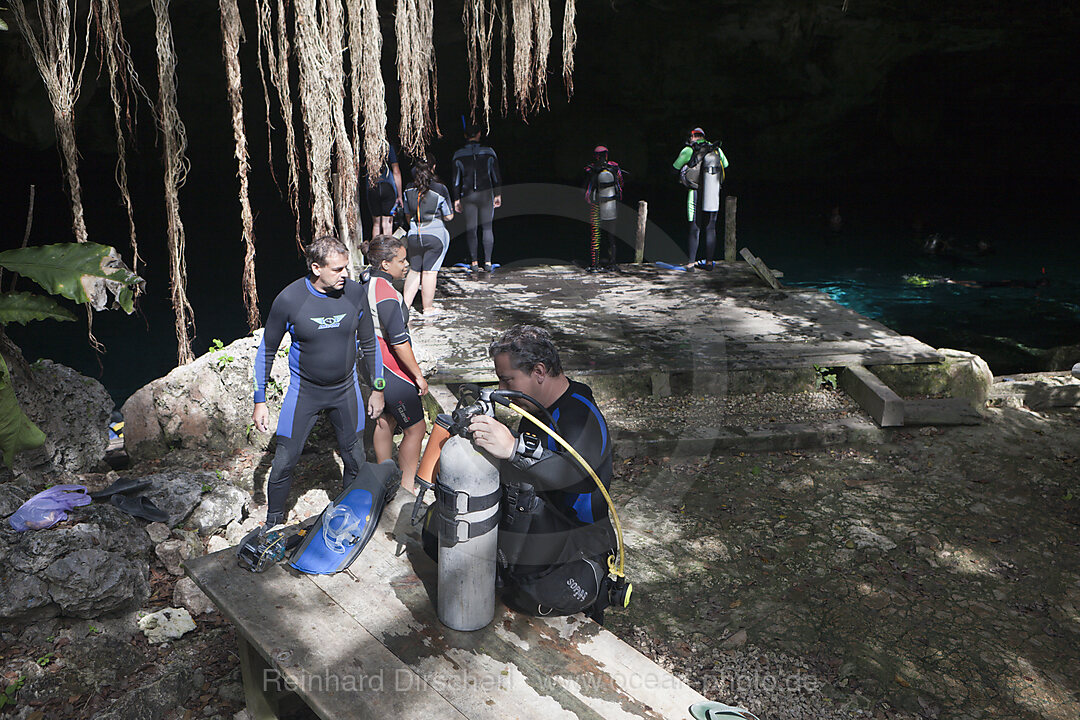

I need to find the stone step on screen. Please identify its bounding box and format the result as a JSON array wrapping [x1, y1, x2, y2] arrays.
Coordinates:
[[613, 416, 883, 457], [839, 365, 904, 427]]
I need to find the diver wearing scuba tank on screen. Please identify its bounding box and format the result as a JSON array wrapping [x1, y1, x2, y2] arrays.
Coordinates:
[[673, 127, 729, 270], [452, 124, 502, 273], [583, 146, 625, 271], [252, 236, 384, 528], [469, 325, 617, 621]]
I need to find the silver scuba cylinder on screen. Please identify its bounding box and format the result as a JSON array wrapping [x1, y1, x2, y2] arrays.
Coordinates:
[[701, 151, 723, 212], [597, 169, 618, 221], [436, 435, 502, 631]]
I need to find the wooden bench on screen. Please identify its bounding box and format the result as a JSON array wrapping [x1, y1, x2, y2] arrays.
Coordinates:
[[186, 494, 708, 719]]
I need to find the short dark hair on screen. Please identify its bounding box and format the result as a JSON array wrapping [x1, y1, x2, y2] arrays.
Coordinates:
[[489, 325, 563, 376], [361, 234, 405, 270], [465, 123, 482, 138], [306, 235, 349, 267]]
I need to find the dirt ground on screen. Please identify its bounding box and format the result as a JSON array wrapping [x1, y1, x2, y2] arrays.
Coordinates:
[[5, 387, 1080, 720], [599, 393, 1080, 720]]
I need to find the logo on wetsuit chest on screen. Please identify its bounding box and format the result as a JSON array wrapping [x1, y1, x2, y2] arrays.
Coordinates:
[[310, 314, 347, 330]]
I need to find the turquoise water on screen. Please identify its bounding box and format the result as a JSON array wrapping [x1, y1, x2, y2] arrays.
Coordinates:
[[733, 210, 1079, 375]]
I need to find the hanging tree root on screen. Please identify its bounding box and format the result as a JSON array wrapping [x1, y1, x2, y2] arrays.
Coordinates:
[[152, 0, 196, 364], [220, 0, 260, 332], [562, 0, 577, 97], [10, 0, 93, 244], [396, 0, 439, 157]]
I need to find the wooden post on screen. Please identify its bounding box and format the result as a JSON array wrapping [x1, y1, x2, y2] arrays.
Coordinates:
[[739, 247, 782, 290], [724, 195, 737, 262], [634, 200, 648, 264]]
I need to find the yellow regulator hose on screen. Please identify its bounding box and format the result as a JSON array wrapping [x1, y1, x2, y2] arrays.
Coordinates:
[[507, 402, 626, 579]]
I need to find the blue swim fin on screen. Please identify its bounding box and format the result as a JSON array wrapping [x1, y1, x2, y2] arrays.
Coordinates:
[[289, 460, 399, 574], [654, 261, 688, 271]]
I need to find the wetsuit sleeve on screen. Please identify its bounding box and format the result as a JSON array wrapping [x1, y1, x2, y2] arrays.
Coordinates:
[[452, 154, 464, 201], [254, 292, 288, 404], [437, 191, 451, 218], [374, 278, 410, 345], [357, 286, 383, 386], [508, 398, 609, 493], [673, 146, 693, 170], [489, 151, 502, 193]]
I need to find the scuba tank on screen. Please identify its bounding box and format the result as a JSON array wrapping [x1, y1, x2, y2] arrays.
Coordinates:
[[435, 436, 501, 631], [701, 150, 724, 212], [411, 384, 632, 627], [679, 141, 720, 190], [412, 386, 503, 631], [596, 167, 618, 222]]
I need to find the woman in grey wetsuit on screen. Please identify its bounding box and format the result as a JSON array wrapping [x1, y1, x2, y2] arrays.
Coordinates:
[[401, 159, 454, 315]]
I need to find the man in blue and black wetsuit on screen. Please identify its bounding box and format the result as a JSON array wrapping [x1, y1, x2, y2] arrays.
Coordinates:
[[452, 125, 502, 274], [468, 325, 616, 621], [252, 235, 385, 527]]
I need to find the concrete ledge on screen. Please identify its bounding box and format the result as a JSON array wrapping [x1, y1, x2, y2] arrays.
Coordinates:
[[840, 366, 904, 427], [988, 374, 1080, 410], [614, 417, 883, 457], [903, 399, 983, 426]]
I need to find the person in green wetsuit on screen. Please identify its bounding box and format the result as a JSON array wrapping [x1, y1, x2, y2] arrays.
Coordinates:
[[673, 127, 729, 270]]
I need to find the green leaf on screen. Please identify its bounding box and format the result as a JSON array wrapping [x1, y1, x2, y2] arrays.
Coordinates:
[[0, 292, 78, 325], [0, 17, 8, 32], [0, 243, 144, 313], [0, 355, 46, 467]]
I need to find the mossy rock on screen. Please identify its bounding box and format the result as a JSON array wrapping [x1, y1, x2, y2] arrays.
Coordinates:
[[869, 349, 993, 408]]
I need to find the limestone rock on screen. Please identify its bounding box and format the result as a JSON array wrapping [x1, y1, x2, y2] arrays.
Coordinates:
[[138, 607, 197, 643], [173, 577, 216, 615], [7, 359, 111, 476], [43, 548, 150, 618], [122, 333, 286, 461], [848, 524, 897, 552], [138, 469, 216, 528], [0, 504, 150, 621], [207, 535, 232, 553], [189, 484, 248, 536], [145, 522, 171, 544], [0, 481, 30, 519], [224, 515, 261, 546], [870, 348, 993, 409], [288, 488, 331, 523], [155, 531, 203, 576]]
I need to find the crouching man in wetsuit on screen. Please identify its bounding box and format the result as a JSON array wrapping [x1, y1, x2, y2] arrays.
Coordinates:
[[252, 235, 385, 528], [468, 325, 618, 622]]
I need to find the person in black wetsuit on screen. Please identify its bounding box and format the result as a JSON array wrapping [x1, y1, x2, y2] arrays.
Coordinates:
[[468, 325, 616, 621], [583, 146, 624, 271], [363, 143, 404, 238], [451, 124, 502, 275], [252, 235, 384, 527]]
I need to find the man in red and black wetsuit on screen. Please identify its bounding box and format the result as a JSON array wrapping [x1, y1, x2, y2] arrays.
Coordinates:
[[252, 235, 384, 527]]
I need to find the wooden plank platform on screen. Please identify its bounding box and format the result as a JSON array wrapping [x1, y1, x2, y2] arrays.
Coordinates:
[[412, 265, 940, 382], [186, 495, 708, 719]]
